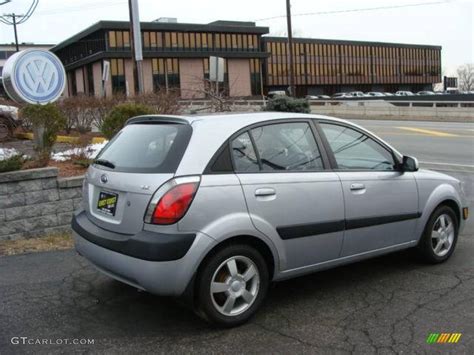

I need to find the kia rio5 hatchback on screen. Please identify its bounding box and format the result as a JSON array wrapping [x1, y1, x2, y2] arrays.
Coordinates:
[[73, 113, 468, 327]]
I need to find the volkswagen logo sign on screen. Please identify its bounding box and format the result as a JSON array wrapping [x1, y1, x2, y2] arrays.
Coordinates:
[[100, 174, 108, 184], [2, 49, 66, 105]]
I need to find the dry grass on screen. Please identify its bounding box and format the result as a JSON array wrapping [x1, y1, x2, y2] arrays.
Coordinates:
[[0, 234, 74, 256]]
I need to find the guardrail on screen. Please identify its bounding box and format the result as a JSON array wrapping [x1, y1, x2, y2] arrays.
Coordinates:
[[178, 99, 474, 109], [308, 100, 474, 108], [309, 100, 474, 120], [178, 98, 474, 120]]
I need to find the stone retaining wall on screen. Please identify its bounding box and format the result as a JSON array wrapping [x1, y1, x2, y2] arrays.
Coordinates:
[[0, 168, 83, 241]]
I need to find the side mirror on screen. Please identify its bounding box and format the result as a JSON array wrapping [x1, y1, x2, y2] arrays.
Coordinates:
[[402, 156, 419, 172]]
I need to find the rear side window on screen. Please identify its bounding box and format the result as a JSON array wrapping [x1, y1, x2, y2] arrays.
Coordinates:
[[96, 123, 191, 173], [250, 122, 323, 171], [231, 132, 259, 172]]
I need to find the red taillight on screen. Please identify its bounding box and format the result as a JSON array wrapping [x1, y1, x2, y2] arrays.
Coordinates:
[[151, 182, 199, 225]]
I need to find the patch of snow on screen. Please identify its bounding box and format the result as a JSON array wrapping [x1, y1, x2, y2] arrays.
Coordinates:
[[0, 148, 21, 161], [51, 141, 109, 162]]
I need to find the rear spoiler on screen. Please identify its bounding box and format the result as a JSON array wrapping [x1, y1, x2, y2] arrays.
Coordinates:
[[125, 115, 190, 126]]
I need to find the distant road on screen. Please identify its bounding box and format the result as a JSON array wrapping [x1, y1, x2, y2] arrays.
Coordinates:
[[351, 119, 474, 167]]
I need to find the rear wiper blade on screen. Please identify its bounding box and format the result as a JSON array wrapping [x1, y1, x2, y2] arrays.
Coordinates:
[[94, 159, 115, 169]]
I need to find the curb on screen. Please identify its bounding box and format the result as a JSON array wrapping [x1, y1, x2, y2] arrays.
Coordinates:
[[15, 133, 106, 144]]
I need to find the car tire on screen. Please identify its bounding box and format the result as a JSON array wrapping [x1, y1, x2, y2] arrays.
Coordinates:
[[417, 205, 459, 263], [195, 244, 269, 327]]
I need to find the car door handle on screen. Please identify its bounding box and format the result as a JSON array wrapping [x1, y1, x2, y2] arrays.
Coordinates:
[[255, 188, 276, 197], [350, 183, 366, 191]]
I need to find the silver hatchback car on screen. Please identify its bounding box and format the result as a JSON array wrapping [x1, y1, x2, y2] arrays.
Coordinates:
[[73, 112, 468, 326]]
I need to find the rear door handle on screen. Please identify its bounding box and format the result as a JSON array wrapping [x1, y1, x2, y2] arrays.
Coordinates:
[[350, 183, 366, 191], [255, 188, 276, 197]]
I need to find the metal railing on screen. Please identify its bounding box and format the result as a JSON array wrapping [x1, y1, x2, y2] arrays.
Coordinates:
[[308, 100, 474, 108], [178, 99, 474, 108]]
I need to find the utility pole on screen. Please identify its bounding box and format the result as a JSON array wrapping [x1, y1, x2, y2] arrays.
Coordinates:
[[128, 0, 144, 95], [1, 1, 39, 52], [286, 0, 295, 97], [3, 13, 23, 52]]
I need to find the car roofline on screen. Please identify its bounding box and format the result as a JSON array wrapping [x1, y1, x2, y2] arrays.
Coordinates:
[[125, 115, 193, 126], [124, 112, 403, 159]]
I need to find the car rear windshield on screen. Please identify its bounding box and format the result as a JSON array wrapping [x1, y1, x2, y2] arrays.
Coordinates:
[[95, 123, 192, 173]]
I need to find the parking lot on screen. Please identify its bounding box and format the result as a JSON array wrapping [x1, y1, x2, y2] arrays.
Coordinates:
[[1, 119, 473, 354]]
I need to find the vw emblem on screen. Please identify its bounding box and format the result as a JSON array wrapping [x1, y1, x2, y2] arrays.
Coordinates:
[[2, 49, 66, 104], [100, 174, 108, 184]]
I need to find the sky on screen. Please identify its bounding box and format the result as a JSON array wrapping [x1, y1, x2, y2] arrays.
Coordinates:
[[0, 0, 473, 75]]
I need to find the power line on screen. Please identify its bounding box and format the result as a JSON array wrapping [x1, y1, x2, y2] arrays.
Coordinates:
[[0, 0, 39, 51], [34, 0, 127, 16], [255, 0, 453, 22]]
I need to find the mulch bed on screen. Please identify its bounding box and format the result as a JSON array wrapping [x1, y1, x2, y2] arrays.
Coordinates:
[[47, 160, 88, 178]]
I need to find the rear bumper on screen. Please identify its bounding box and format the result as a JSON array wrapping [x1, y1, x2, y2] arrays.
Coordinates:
[[72, 211, 215, 296], [72, 211, 196, 261]]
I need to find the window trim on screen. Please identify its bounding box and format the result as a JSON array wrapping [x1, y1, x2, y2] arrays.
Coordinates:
[[204, 119, 331, 175], [314, 119, 402, 172]]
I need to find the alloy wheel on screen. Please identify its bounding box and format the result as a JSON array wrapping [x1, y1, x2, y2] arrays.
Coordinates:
[[210, 255, 260, 316], [431, 213, 455, 257]]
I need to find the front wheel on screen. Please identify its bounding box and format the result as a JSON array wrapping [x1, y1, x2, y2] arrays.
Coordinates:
[[195, 244, 269, 327], [417, 205, 459, 263]]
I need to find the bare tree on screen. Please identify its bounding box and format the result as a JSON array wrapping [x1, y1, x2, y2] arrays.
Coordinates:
[[457, 63, 474, 91]]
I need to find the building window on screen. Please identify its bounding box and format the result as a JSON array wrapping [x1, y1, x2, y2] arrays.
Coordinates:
[[85, 63, 94, 96], [108, 31, 131, 50], [68, 71, 77, 96], [110, 58, 126, 94], [250, 59, 262, 96], [152, 58, 180, 91]]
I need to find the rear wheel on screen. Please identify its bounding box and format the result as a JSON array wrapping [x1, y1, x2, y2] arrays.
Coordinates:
[[417, 205, 458, 263], [196, 244, 269, 327]]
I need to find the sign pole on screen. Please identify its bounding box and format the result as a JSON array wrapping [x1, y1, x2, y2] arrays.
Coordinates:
[[128, 0, 144, 94], [286, 0, 295, 97], [215, 57, 219, 95]]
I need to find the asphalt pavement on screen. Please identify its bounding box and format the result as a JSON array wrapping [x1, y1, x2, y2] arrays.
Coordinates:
[[1, 119, 473, 354]]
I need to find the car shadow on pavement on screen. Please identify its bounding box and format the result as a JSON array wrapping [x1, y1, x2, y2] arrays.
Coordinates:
[[70, 248, 421, 330]]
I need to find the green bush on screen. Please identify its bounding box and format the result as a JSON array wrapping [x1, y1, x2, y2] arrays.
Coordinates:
[[0, 154, 23, 173], [20, 103, 66, 158], [100, 103, 154, 139], [264, 96, 311, 113]]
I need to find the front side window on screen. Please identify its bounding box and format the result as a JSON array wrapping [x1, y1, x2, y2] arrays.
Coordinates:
[[320, 123, 395, 170], [251, 122, 323, 171]]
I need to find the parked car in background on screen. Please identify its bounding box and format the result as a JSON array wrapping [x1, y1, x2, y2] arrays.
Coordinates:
[[395, 91, 415, 96], [332, 92, 351, 99], [318, 95, 331, 99], [0, 105, 20, 141], [305, 95, 319, 100], [349, 91, 368, 98], [445, 88, 460, 95], [367, 92, 385, 97], [384, 92, 395, 96], [267, 91, 287, 99], [73, 112, 468, 327], [417, 91, 435, 95]]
